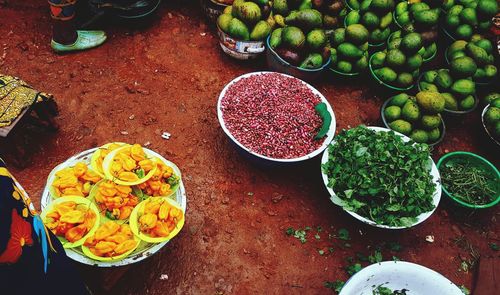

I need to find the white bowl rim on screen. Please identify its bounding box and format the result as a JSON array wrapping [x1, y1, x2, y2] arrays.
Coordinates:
[[217, 71, 336, 163], [339, 261, 463, 295], [320, 126, 442, 229]]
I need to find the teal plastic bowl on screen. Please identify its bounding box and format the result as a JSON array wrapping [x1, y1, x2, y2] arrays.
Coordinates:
[[380, 97, 446, 147], [329, 67, 361, 77], [369, 53, 416, 91], [437, 151, 500, 209], [416, 70, 479, 115], [343, 17, 387, 49], [392, 11, 404, 30], [440, 25, 457, 43], [444, 46, 495, 87], [343, 0, 356, 11], [387, 31, 436, 63]]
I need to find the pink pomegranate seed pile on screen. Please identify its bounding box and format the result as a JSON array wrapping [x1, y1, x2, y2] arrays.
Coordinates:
[[221, 73, 325, 159]]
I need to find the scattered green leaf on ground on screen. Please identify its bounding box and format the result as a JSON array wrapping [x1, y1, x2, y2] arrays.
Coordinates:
[[285, 227, 308, 243], [368, 250, 383, 263], [324, 280, 345, 293], [338, 228, 350, 241], [459, 285, 470, 295], [346, 263, 362, 275]]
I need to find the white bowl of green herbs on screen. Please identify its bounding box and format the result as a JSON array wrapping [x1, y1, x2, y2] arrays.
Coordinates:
[[339, 261, 463, 295], [321, 125, 441, 229]]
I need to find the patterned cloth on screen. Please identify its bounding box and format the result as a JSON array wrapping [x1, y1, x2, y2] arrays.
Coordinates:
[[0, 159, 89, 295], [0, 75, 53, 128], [48, 0, 77, 20]]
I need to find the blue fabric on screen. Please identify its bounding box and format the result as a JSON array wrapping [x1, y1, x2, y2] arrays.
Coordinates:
[[0, 159, 89, 295]]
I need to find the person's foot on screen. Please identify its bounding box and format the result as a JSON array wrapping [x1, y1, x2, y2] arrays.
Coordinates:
[[51, 30, 107, 53]]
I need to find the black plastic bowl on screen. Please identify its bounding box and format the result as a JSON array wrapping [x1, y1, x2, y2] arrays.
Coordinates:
[[380, 97, 446, 147]]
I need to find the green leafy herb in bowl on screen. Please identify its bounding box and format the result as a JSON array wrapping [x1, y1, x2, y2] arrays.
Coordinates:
[[373, 284, 409, 295], [321, 125, 441, 229], [437, 152, 499, 209]]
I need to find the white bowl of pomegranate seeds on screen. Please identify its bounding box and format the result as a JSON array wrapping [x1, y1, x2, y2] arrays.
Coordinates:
[[218, 72, 336, 163]]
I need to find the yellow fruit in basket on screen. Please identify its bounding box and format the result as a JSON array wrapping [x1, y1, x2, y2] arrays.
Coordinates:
[[134, 198, 184, 239], [115, 240, 138, 255], [84, 223, 137, 258], [120, 224, 134, 237], [46, 210, 60, 220], [137, 161, 179, 197], [62, 186, 84, 197], [119, 206, 133, 220], [95, 221, 120, 240], [111, 161, 123, 173], [130, 144, 146, 161], [153, 167, 162, 178], [170, 207, 182, 219], [55, 167, 73, 179], [115, 184, 132, 195], [43, 199, 98, 246], [162, 170, 173, 179], [101, 181, 115, 189], [138, 159, 154, 172], [118, 171, 139, 182], [55, 202, 76, 215], [159, 184, 171, 196], [73, 162, 87, 177], [144, 199, 161, 214], [105, 233, 129, 244], [81, 170, 101, 183], [94, 241, 117, 255], [54, 175, 78, 189], [121, 156, 137, 171], [65, 224, 87, 243], [139, 213, 158, 230], [52, 162, 101, 198], [82, 182, 92, 194], [93, 181, 138, 220], [152, 221, 170, 237], [158, 202, 169, 220], [98, 184, 117, 198], [60, 210, 85, 224], [83, 210, 97, 231], [148, 180, 161, 191]]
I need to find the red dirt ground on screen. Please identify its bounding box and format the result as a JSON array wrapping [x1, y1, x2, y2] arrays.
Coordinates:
[[1, 1, 498, 294]]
